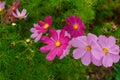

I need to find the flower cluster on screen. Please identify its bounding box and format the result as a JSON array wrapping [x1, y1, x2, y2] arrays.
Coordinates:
[[0, 0, 27, 24], [30, 15, 120, 68], [71, 33, 119, 67]]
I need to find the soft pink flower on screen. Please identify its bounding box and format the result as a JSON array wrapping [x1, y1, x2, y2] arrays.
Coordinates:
[[71, 33, 103, 66], [0, 2, 5, 12], [40, 29, 71, 61], [30, 24, 42, 42], [12, 9, 27, 19], [64, 15, 85, 38], [30, 16, 52, 42], [97, 35, 120, 67]]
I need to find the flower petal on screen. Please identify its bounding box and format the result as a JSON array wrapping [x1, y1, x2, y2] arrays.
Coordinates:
[[110, 54, 120, 63], [38, 21, 45, 26], [109, 45, 119, 55], [91, 41, 104, 60], [73, 48, 86, 59], [21, 9, 27, 16], [30, 28, 36, 33], [81, 51, 91, 66], [71, 36, 87, 47], [87, 33, 98, 44], [40, 44, 55, 53], [98, 35, 107, 47], [16, 9, 20, 16], [102, 54, 113, 68], [46, 49, 57, 61], [31, 33, 38, 38], [107, 36, 116, 48], [45, 16, 52, 26], [50, 28, 58, 41], [34, 33, 42, 42], [92, 56, 102, 66], [41, 36, 53, 44]]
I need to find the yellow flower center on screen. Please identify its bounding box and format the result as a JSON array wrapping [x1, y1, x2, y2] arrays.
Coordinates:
[[55, 41, 61, 47], [86, 45, 92, 51], [44, 24, 49, 29], [0, 8, 3, 13], [103, 48, 109, 54], [11, 7, 15, 10], [19, 14, 23, 19], [73, 24, 79, 30]]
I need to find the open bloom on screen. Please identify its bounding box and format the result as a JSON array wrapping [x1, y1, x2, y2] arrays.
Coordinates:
[[71, 33, 103, 66], [30, 16, 52, 42], [40, 29, 71, 61], [64, 15, 85, 38], [97, 36, 120, 67], [12, 9, 27, 19], [0, 2, 5, 12], [38, 16, 52, 29]]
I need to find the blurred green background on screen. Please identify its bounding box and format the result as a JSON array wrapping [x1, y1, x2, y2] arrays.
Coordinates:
[[1, 0, 120, 80]]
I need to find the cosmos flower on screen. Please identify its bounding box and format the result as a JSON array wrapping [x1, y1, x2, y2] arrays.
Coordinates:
[[97, 35, 120, 67], [38, 16, 52, 30], [64, 15, 85, 38], [0, 2, 5, 12], [30, 24, 42, 42], [40, 29, 71, 61], [71, 33, 103, 66], [9, 0, 20, 11], [30, 16, 52, 42], [12, 9, 27, 19]]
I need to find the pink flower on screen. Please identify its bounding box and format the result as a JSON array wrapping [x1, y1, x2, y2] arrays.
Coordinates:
[[9, 0, 20, 11], [40, 29, 70, 61], [64, 15, 85, 38], [71, 33, 103, 66], [30, 16, 52, 42], [0, 2, 5, 12], [97, 35, 120, 67], [38, 16, 52, 29], [30, 24, 42, 42], [12, 9, 27, 19]]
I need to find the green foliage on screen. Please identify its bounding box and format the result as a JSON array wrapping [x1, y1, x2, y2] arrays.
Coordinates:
[[0, 0, 120, 80]]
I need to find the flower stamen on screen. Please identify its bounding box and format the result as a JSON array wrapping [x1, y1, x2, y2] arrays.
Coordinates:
[[103, 48, 109, 54], [73, 24, 79, 30], [55, 41, 61, 47], [44, 24, 49, 29], [86, 45, 91, 51]]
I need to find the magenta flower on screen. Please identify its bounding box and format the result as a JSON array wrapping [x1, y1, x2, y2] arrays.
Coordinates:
[[0, 2, 5, 12], [9, 0, 20, 11], [38, 16, 52, 30], [40, 29, 70, 61], [97, 35, 120, 67], [71, 33, 103, 66], [30, 16, 52, 42], [12, 9, 27, 19], [64, 15, 85, 38]]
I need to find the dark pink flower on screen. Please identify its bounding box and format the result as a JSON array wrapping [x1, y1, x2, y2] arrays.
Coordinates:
[[38, 16, 52, 30], [9, 0, 20, 11], [64, 15, 85, 38], [30, 16, 52, 42], [40, 29, 71, 61]]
